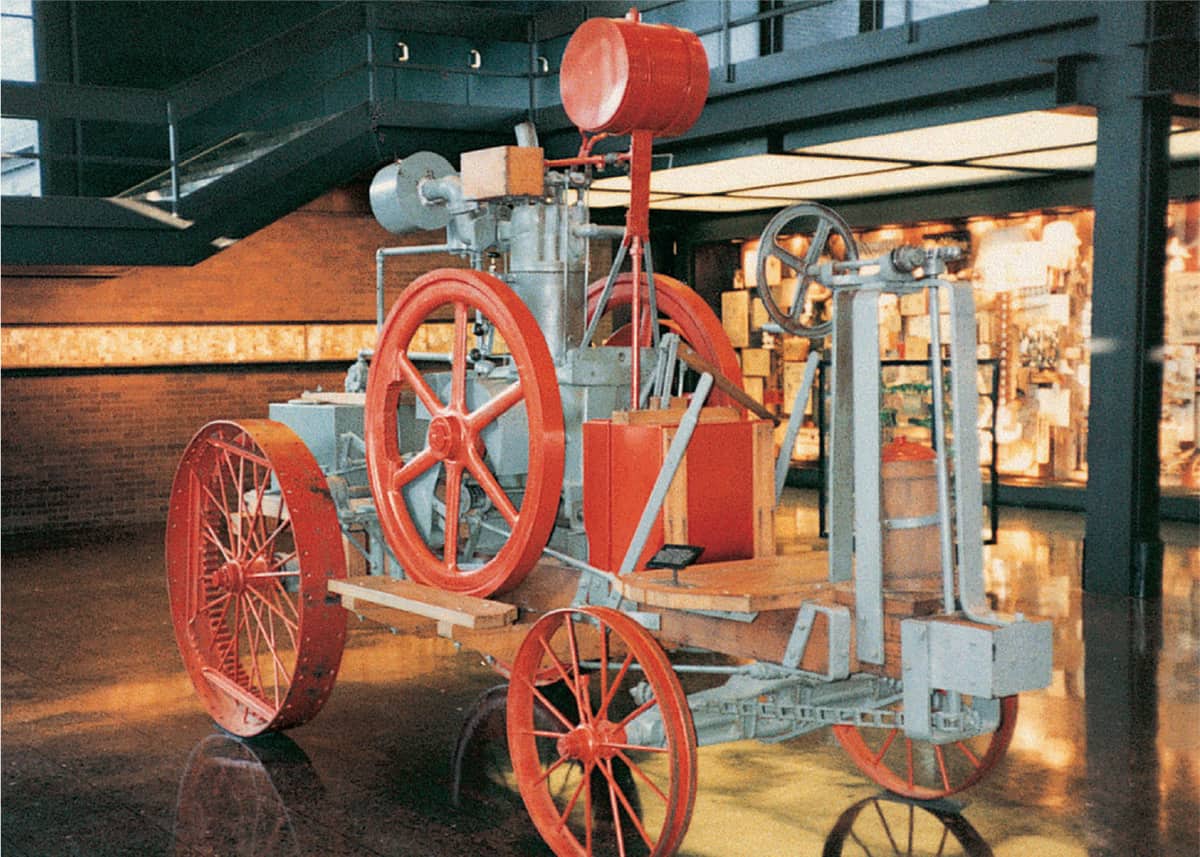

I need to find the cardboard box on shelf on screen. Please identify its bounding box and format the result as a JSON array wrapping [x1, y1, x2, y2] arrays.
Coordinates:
[[751, 297, 770, 329], [741, 348, 772, 378], [782, 337, 810, 362], [722, 290, 751, 348], [743, 376, 765, 405], [742, 240, 782, 287]]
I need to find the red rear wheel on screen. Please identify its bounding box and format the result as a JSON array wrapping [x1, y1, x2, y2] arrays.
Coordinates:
[[166, 419, 347, 736], [507, 607, 697, 856], [833, 695, 1018, 799], [366, 268, 565, 597]]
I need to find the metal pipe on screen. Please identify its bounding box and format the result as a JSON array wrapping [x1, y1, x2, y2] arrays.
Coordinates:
[[376, 244, 453, 331], [619, 373, 714, 574], [477, 519, 621, 586], [580, 236, 629, 349], [643, 238, 661, 347], [514, 120, 539, 148], [166, 100, 179, 216], [630, 235, 643, 408], [926, 283, 957, 615], [571, 223, 625, 240], [578, 661, 745, 675]]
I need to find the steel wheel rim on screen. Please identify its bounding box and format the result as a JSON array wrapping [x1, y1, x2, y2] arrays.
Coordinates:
[[366, 268, 565, 596], [755, 202, 859, 339], [166, 419, 347, 737], [832, 696, 1018, 799], [507, 607, 697, 857], [586, 273, 745, 410]]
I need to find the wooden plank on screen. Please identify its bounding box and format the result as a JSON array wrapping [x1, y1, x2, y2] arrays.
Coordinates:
[[299, 390, 367, 406], [676, 344, 779, 424], [661, 427, 689, 544], [609, 405, 742, 426], [613, 551, 833, 613], [328, 577, 517, 629]]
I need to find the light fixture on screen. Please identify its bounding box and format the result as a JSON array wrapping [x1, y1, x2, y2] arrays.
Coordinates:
[[649, 195, 796, 212], [793, 110, 1098, 163], [970, 145, 1096, 171], [1171, 129, 1200, 160], [585, 190, 677, 208], [732, 165, 1028, 200], [590, 153, 893, 195]]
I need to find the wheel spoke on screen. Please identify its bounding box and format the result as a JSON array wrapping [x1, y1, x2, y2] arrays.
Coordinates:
[[538, 637, 578, 701], [617, 695, 658, 731], [450, 301, 470, 411], [603, 743, 668, 755], [249, 586, 299, 647], [805, 219, 833, 267], [613, 748, 669, 805], [872, 729, 899, 765], [600, 757, 653, 851], [391, 446, 439, 491], [463, 445, 518, 524], [394, 353, 445, 416], [905, 739, 914, 790], [606, 759, 628, 857], [202, 524, 235, 563], [788, 282, 812, 321], [771, 242, 806, 274], [516, 671, 579, 733], [955, 740, 982, 768], [534, 752, 572, 787], [564, 618, 591, 725], [934, 744, 951, 793], [598, 626, 610, 720], [873, 799, 902, 855], [442, 460, 464, 565], [555, 770, 589, 832], [598, 652, 635, 721], [583, 762, 594, 855], [466, 380, 523, 431]]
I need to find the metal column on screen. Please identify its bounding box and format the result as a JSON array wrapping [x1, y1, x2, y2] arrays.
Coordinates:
[[1083, 3, 1170, 598]]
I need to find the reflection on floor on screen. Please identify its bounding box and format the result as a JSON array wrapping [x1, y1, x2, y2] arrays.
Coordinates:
[[2, 490, 1197, 856]]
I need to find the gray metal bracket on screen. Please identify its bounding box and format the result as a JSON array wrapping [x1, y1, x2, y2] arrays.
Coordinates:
[[781, 601, 852, 680], [850, 288, 884, 665], [774, 349, 821, 505]]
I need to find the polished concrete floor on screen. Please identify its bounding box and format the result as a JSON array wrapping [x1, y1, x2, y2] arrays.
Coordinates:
[[2, 490, 1197, 856]]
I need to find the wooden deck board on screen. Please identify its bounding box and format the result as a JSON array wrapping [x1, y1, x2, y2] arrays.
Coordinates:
[[612, 551, 834, 613], [328, 576, 517, 629]]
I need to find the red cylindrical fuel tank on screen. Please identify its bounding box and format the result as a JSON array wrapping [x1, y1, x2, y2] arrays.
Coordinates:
[[559, 11, 708, 138]]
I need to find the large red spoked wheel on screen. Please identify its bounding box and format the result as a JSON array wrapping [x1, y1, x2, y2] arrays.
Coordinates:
[[507, 607, 697, 857], [365, 269, 565, 597], [586, 273, 744, 409], [833, 695, 1019, 799], [167, 420, 347, 737]]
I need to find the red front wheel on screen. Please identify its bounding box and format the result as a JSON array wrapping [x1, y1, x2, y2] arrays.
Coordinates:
[[833, 696, 1019, 799], [507, 607, 697, 856]]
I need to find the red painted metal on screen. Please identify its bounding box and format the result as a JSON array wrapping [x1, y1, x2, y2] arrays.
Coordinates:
[[559, 11, 709, 138], [882, 436, 936, 462], [586, 272, 745, 409], [583, 418, 759, 572], [832, 696, 1019, 799], [166, 419, 347, 736], [507, 606, 698, 856], [364, 269, 565, 597]]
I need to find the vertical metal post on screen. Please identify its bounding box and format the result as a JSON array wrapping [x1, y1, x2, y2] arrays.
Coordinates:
[[721, 0, 733, 83], [828, 291, 855, 583], [925, 283, 956, 615], [166, 100, 180, 216], [1083, 2, 1168, 598], [850, 289, 883, 664]]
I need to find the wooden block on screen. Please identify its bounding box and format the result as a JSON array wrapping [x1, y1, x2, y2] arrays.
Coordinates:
[[782, 336, 810, 362], [899, 290, 928, 316], [461, 145, 544, 199], [661, 428, 689, 544], [721, 290, 751, 348], [904, 335, 929, 360], [740, 347, 772, 377], [751, 297, 770, 329], [743, 376, 765, 405], [300, 391, 368, 405], [328, 577, 517, 629], [781, 361, 810, 414], [752, 420, 775, 558]]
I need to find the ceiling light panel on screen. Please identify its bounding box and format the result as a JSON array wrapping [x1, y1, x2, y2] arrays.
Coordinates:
[[1171, 130, 1200, 160], [589, 154, 893, 195], [794, 110, 1098, 163], [733, 166, 1029, 200], [649, 195, 797, 212], [585, 190, 676, 208], [970, 145, 1097, 171]]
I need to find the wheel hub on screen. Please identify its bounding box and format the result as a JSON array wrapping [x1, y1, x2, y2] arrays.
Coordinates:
[[556, 720, 627, 765], [215, 556, 270, 594], [428, 413, 467, 460]]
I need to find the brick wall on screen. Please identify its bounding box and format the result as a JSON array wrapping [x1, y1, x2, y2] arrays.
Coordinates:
[[1, 366, 347, 537]]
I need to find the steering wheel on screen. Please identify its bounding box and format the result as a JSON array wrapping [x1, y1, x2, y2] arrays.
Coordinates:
[[755, 202, 859, 339]]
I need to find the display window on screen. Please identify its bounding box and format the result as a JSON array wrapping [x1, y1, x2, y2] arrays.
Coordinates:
[[721, 199, 1199, 496]]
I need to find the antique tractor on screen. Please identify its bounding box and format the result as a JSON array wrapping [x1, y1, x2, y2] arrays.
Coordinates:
[[166, 10, 1051, 856]]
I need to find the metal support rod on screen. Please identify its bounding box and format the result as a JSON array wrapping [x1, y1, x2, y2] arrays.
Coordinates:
[[643, 239, 661, 347], [375, 244, 453, 331], [166, 100, 180, 216], [630, 234, 643, 408], [775, 349, 821, 505], [925, 283, 957, 616], [477, 519, 621, 587], [580, 236, 630, 349], [619, 373, 714, 574]]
